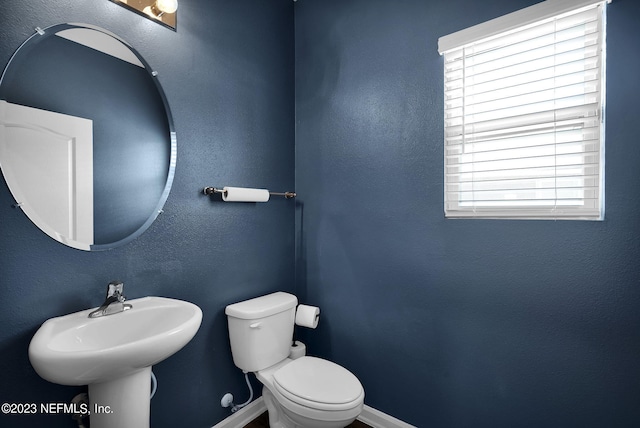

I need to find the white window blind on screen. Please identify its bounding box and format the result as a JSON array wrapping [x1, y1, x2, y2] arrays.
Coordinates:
[[439, 0, 608, 220]]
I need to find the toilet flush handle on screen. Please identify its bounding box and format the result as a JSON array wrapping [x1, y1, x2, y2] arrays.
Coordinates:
[[249, 322, 262, 329]]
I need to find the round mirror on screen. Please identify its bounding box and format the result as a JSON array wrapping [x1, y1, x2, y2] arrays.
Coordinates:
[[0, 23, 176, 251]]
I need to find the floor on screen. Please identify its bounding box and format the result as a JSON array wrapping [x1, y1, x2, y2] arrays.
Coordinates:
[[242, 412, 372, 428]]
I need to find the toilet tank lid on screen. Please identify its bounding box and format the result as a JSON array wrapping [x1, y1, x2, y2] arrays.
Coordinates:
[[225, 292, 298, 320]]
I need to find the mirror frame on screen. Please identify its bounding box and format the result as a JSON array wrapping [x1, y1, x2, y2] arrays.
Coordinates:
[[0, 23, 176, 251]]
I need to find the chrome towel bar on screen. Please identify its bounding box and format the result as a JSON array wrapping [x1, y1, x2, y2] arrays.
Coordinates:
[[203, 187, 296, 199]]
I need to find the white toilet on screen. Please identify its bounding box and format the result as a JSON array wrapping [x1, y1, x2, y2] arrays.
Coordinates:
[[225, 292, 364, 428]]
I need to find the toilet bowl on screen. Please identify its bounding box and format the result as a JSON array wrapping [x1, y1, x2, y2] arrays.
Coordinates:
[[257, 357, 364, 428], [225, 292, 365, 428]]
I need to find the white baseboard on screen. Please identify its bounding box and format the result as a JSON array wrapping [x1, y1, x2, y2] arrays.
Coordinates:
[[210, 397, 416, 428], [358, 405, 417, 428]]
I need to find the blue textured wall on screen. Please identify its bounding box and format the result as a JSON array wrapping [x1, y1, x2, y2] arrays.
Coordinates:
[[2, 0, 640, 427], [295, 0, 640, 427], [0, 0, 293, 427]]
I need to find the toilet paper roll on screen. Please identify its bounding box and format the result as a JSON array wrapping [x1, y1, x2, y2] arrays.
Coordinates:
[[295, 304, 320, 329], [222, 187, 270, 202], [289, 340, 306, 360]]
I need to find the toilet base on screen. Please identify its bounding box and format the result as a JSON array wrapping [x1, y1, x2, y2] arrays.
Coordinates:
[[263, 387, 290, 428], [262, 386, 360, 428]]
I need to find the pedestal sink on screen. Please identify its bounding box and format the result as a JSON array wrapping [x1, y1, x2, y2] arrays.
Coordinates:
[[28, 296, 202, 428]]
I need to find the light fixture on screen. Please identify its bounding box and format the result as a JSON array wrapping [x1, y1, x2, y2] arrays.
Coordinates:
[[109, 0, 178, 31], [150, 0, 178, 16]]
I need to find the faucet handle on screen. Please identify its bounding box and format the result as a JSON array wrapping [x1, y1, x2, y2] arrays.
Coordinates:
[[106, 281, 125, 302]]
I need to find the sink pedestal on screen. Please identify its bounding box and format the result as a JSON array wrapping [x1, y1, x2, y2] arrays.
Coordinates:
[[88, 367, 151, 428]]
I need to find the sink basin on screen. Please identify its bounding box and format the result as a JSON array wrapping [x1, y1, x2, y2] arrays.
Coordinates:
[[29, 296, 202, 385], [28, 296, 202, 428]]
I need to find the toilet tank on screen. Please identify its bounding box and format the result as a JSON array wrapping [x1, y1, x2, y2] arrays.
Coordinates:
[[225, 292, 298, 372]]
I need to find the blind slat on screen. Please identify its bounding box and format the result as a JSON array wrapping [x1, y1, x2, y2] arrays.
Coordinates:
[[461, 7, 601, 59], [447, 84, 600, 120], [446, 45, 600, 87], [446, 143, 601, 165], [446, 175, 601, 191], [447, 72, 600, 109], [448, 164, 601, 183], [446, 130, 601, 154], [446, 122, 600, 145], [447, 60, 600, 95], [445, 103, 600, 139]]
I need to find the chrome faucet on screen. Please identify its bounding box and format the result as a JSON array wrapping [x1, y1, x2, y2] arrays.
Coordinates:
[[88, 281, 133, 318]]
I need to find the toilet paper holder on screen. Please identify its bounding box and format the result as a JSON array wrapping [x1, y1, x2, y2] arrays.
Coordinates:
[[203, 186, 296, 199]]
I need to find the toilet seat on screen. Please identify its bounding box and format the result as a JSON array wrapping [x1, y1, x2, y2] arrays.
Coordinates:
[[273, 356, 364, 411]]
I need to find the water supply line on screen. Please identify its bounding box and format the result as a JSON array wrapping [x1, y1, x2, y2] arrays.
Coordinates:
[[71, 393, 89, 428], [231, 371, 254, 413], [150, 370, 158, 399]]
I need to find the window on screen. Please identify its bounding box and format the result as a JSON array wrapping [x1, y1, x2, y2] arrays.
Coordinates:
[[438, 0, 609, 220]]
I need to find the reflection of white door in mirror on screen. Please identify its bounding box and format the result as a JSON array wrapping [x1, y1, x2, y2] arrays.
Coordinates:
[[0, 100, 93, 250]]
